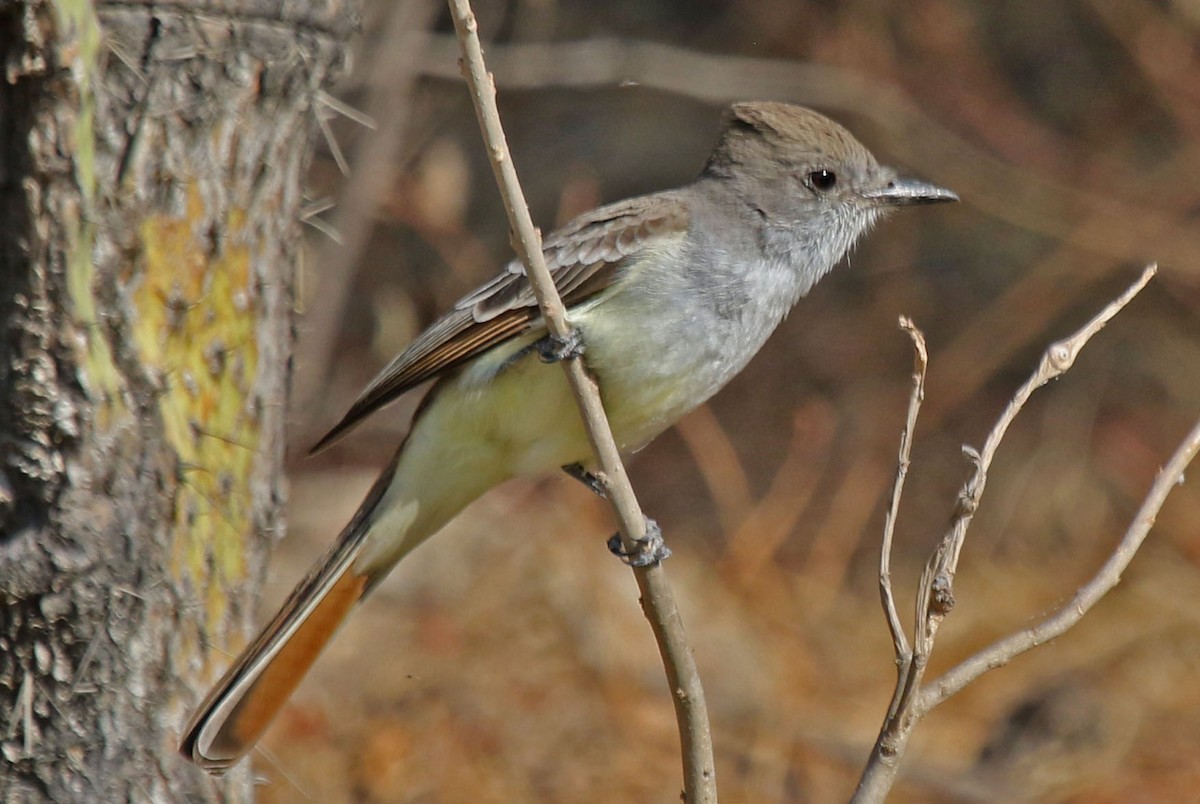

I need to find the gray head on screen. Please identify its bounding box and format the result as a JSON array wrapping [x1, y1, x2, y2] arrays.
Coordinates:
[[703, 102, 956, 281]]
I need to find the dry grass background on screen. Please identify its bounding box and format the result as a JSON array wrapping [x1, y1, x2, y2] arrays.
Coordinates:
[[253, 1, 1200, 800]]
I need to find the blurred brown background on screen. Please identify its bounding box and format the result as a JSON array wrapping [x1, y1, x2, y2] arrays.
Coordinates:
[[257, 1, 1200, 801]]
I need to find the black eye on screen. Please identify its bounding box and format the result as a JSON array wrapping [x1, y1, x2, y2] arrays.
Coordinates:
[[808, 169, 838, 192]]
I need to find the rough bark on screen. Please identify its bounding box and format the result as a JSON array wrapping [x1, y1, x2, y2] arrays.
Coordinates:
[[0, 1, 358, 800]]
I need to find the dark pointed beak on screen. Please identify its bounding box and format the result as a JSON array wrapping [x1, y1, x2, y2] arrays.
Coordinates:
[[866, 176, 959, 206]]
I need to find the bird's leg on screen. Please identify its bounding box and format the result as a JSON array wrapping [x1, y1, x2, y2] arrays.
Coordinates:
[[536, 329, 585, 363], [607, 518, 671, 568], [562, 462, 607, 499], [496, 329, 583, 374], [563, 466, 671, 566]]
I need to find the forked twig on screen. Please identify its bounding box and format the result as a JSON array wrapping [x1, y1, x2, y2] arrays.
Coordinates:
[[854, 265, 1186, 803], [923, 412, 1200, 706], [446, 2, 717, 800]]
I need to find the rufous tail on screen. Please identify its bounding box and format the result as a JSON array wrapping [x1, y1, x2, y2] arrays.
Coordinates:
[[179, 463, 396, 773]]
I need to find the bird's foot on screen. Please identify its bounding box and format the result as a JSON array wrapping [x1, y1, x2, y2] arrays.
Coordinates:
[[537, 330, 585, 363], [607, 518, 671, 567]]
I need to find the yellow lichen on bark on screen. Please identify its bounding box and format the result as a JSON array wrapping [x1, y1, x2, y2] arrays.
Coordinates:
[[135, 183, 261, 635], [56, 0, 126, 428]]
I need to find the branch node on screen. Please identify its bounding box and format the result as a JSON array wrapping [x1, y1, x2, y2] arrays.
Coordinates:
[[930, 573, 955, 614], [953, 492, 977, 519], [1046, 340, 1074, 372]]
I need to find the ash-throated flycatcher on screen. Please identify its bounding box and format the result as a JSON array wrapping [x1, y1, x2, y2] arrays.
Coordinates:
[[181, 101, 957, 771]]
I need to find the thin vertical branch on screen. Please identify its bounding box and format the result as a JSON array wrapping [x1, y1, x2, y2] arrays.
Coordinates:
[[446, 2, 717, 800], [879, 317, 926, 661]]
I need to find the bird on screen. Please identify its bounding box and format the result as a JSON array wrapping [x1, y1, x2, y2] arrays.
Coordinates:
[[180, 101, 958, 771]]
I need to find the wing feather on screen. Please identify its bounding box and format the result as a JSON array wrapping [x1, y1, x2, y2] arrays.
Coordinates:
[[309, 192, 689, 454]]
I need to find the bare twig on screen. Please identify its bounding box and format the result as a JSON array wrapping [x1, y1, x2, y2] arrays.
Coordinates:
[[922, 412, 1200, 707], [929, 265, 1156, 601], [446, 2, 717, 800], [854, 265, 1166, 803], [879, 317, 926, 662]]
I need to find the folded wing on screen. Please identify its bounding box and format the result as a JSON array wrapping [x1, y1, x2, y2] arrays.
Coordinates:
[[309, 193, 689, 454]]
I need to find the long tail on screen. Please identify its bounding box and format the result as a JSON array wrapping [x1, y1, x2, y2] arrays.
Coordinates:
[[179, 461, 398, 773]]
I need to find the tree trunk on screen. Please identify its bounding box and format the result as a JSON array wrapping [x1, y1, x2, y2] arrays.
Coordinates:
[[0, 1, 358, 800]]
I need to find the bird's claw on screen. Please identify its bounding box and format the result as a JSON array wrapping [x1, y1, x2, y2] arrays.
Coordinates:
[[563, 463, 607, 498], [537, 330, 585, 363], [606, 518, 671, 567]]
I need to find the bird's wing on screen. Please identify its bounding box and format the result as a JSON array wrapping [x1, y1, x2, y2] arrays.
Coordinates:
[[309, 192, 690, 454]]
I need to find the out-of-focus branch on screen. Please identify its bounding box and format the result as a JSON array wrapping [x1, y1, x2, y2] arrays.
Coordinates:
[[295, 0, 438, 416], [399, 33, 1199, 425], [445, 3, 717, 801], [401, 35, 1200, 272], [854, 265, 1172, 803]]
